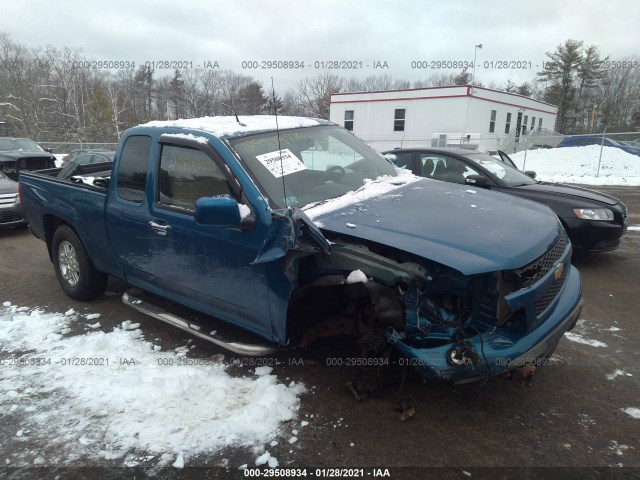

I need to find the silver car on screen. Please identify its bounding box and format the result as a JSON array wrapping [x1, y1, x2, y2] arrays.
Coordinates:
[[0, 171, 26, 228]]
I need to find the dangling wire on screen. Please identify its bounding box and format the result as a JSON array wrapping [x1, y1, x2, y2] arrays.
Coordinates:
[[271, 77, 287, 208]]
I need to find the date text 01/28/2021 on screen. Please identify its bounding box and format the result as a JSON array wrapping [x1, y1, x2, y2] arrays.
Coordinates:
[[243, 468, 392, 477]]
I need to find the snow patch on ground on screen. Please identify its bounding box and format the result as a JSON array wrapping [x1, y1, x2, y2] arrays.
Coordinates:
[[564, 332, 607, 348], [564, 319, 608, 348], [607, 369, 633, 381], [621, 408, 640, 419], [510, 145, 640, 186], [0, 305, 306, 468]]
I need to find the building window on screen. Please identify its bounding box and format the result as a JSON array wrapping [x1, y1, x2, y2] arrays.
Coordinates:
[[531, 116, 536, 131], [538, 118, 543, 130], [505, 112, 512, 134], [394, 109, 406, 132], [522, 115, 528, 135], [344, 110, 354, 131], [489, 110, 497, 133]]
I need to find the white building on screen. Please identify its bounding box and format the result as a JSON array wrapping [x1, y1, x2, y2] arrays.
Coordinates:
[[329, 85, 558, 153]]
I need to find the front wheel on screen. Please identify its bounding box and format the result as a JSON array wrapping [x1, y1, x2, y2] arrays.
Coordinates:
[[52, 225, 107, 300]]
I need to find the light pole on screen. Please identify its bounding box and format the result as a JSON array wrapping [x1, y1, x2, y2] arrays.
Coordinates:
[[462, 43, 482, 146], [471, 44, 482, 93]]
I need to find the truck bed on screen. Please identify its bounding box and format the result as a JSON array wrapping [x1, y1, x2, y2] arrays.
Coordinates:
[[19, 169, 122, 276]]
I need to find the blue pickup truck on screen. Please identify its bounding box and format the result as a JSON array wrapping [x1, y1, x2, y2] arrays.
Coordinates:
[[19, 116, 583, 385]]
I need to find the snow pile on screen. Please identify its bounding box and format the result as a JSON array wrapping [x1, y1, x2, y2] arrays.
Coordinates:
[[303, 168, 419, 219], [159, 133, 209, 144], [143, 116, 325, 138], [510, 146, 640, 186], [346, 270, 368, 284], [0, 305, 305, 468]]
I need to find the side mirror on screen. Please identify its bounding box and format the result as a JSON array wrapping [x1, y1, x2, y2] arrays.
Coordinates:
[[195, 196, 253, 229], [45, 148, 53, 153], [524, 171, 537, 179], [383, 153, 397, 165], [465, 174, 491, 187]]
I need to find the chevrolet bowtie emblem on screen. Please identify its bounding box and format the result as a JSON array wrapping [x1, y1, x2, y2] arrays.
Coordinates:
[[554, 262, 564, 281]]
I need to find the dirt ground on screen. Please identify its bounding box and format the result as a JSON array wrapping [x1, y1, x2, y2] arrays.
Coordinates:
[[1, 185, 639, 480]]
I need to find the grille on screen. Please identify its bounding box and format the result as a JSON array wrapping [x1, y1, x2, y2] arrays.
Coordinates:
[[534, 266, 567, 316], [17, 157, 54, 169], [514, 232, 568, 288], [0, 193, 18, 207]]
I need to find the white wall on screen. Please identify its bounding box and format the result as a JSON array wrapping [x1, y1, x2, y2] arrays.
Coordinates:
[[330, 86, 558, 152]]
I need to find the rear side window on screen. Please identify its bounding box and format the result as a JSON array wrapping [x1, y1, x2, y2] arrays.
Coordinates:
[[117, 136, 151, 202]]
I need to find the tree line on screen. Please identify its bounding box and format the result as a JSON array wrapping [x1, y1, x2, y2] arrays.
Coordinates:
[[0, 33, 638, 143]]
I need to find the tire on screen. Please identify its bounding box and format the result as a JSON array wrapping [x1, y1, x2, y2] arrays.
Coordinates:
[[52, 225, 107, 300]]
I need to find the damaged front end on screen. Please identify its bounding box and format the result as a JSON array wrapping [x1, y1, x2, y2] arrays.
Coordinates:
[[262, 208, 583, 384]]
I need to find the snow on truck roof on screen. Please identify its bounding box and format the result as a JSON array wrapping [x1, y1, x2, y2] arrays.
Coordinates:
[[141, 115, 331, 138]]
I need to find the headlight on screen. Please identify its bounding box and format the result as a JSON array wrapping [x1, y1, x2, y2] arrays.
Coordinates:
[[573, 208, 613, 221]]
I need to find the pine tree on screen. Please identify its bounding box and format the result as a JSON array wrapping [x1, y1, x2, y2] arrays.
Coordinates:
[[538, 39, 584, 132]]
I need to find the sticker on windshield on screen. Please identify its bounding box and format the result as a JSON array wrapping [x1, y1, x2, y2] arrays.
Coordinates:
[[255, 149, 307, 178]]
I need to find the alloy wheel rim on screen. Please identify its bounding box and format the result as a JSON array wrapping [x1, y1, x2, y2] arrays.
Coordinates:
[[58, 240, 80, 287]]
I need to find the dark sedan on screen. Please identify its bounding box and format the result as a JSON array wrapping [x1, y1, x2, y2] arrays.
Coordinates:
[[382, 148, 628, 252], [57, 151, 115, 179]]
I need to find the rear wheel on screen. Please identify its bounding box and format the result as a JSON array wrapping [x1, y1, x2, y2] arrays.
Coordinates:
[[52, 225, 107, 300]]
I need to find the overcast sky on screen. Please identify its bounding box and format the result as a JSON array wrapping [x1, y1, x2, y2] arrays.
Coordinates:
[[1, 0, 638, 92]]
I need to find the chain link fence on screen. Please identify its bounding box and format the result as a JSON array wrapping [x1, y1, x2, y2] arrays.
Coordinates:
[[39, 142, 119, 154]]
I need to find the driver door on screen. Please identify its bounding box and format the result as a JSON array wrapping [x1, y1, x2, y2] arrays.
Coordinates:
[[147, 142, 273, 336]]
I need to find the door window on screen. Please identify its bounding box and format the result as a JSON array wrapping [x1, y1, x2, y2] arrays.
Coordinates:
[[158, 145, 233, 211], [426, 155, 478, 184]]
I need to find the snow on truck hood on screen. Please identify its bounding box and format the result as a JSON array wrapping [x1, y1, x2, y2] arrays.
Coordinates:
[[142, 115, 330, 138], [305, 177, 562, 275]]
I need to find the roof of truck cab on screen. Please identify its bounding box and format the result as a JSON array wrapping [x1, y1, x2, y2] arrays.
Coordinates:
[[141, 115, 333, 138]]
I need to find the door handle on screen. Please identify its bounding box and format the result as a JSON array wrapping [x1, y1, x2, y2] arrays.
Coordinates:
[[149, 220, 171, 236]]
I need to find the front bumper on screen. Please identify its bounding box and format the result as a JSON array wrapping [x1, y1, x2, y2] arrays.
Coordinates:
[[0, 204, 26, 228], [387, 266, 583, 383], [565, 215, 626, 252]]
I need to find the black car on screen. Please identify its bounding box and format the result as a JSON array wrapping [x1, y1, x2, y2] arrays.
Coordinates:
[[0, 171, 27, 228], [57, 151, 115, 179], [0, 137, 57, 181], [60, 148, 114, 166], [382, 148, 628, 252]]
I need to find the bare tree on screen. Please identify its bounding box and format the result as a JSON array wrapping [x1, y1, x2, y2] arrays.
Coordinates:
[[295, 72, 343, 119]]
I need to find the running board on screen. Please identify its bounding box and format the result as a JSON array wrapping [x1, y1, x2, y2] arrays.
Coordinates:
[[122, 289, 278, 357]]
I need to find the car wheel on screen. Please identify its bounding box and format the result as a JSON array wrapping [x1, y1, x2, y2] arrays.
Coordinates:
[[52, 225, 107, 300]]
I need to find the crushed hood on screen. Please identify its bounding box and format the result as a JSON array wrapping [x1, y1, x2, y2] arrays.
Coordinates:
[[306, 178, 562, 275]]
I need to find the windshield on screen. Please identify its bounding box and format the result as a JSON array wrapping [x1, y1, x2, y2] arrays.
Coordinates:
[[0, 138, 44, 152], [464, 153, 537, 186], [229, 125, 397, 208]]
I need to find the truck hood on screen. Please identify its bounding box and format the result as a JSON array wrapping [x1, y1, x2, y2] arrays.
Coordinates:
[[0, 151, 55, 161], [517, 183, 620, 206], [306, 178, 561, 275]]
